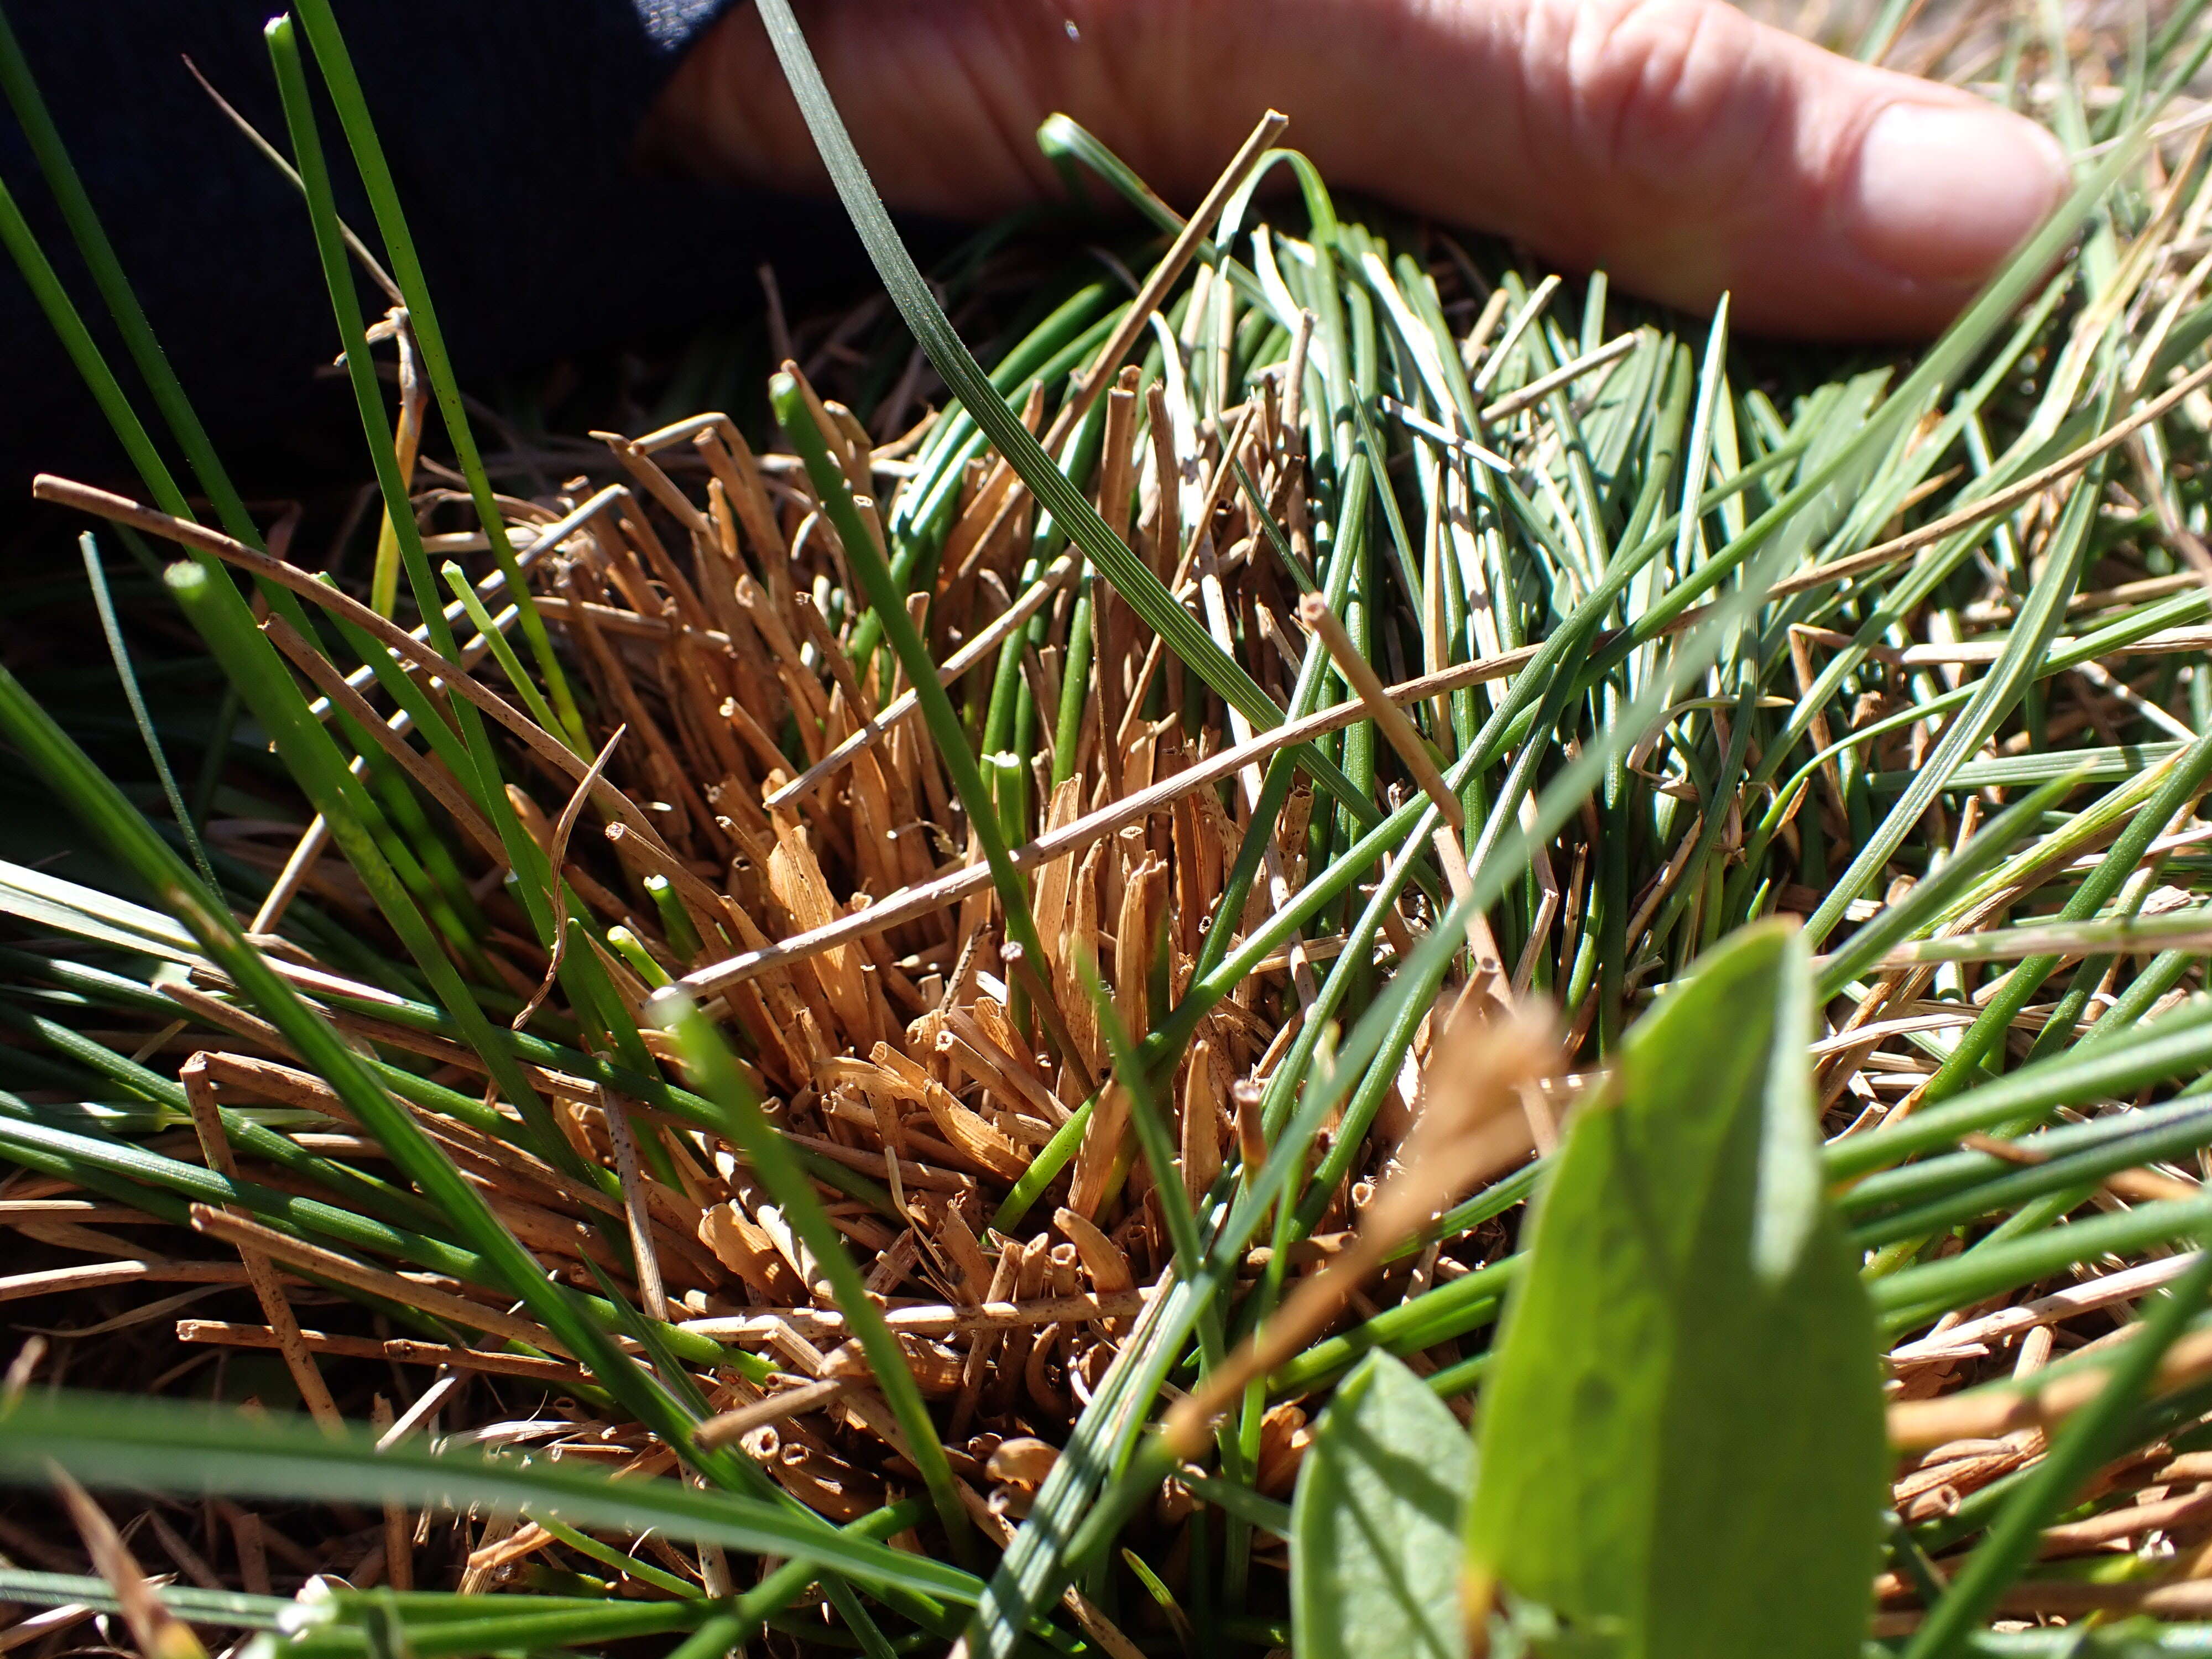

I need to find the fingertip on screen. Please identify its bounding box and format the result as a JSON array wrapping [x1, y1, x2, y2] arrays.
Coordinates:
[[1838, 98, 2070, 291]]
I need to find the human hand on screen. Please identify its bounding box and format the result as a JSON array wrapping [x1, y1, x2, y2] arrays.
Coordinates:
[[647, 0, 2069, 339]]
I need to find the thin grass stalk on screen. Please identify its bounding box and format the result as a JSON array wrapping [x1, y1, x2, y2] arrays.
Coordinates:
[[649, 988, 972, 1551], [284, 0, 585, 745], [78, 533, 217, 890], [1901, 1240, 2212, 1655], [0, 627, 760, 1480], [0, 1, 262, 544], [1916, 731, 2212, 1099], [745, 0, 1384, 834], [0, 1395, 978, 1606]]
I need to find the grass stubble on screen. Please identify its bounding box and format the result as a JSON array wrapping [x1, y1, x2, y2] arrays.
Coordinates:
[[12, 0, 2212, 1652]]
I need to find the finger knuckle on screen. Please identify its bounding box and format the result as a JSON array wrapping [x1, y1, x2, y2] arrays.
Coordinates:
[[900, 0, 1240, 205], [1538, 0, 1779, 192]]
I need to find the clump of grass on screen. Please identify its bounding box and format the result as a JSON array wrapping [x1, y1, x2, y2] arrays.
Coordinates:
[[9, 0, 2212, 1653]]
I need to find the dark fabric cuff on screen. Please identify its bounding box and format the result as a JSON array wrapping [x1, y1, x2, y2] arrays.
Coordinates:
[[0, 0, 863, 498]]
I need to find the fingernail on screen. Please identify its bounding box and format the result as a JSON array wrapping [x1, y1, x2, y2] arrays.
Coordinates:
[[1846, 102, 2070, 286]]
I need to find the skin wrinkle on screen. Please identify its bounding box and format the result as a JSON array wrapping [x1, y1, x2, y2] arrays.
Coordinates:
[[1589, 1, 1769, 195], [1483, 0, 1896, 307], [922, 16, 1061, 203], [649, 0, 2069, 338], [1548, 0, 1799, 300]]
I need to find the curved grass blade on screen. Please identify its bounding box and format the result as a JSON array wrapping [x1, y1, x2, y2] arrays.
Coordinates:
[[649, 988, 972, 1552], [745, 0, 1380, 830], [0, 1392, 980, 1606], [283, 0, 583, 744], [0, 0, 260, 542], [77, 532, 216, 891], [0, 1571, 288, 1631]]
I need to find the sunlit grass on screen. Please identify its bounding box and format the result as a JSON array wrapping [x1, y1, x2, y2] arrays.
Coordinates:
[[8, 0, 2212, 1652]]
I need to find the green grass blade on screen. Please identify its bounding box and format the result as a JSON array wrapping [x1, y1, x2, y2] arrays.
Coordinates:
[[650, 988, 972, 1551], [744, 0, 1380, 832], [0, 1392, 982, 1605], [772, 371, 1052, 1008], [77, 532, 217, 891], [1901, 1242, 2212, 1656], [284, 0, 583, 743], [0, 0, 260, 542]]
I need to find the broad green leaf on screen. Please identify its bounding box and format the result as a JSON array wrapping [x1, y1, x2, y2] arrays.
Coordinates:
[[1292, 1352, 1473, 1659], [1467, 920, 1884, 1659]]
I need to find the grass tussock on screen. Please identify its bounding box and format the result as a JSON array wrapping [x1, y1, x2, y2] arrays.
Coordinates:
[[11, 0, 2212, 1654]]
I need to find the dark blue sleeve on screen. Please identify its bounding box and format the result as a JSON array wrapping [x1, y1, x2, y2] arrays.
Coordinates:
[[0, 1, 863, 500]]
